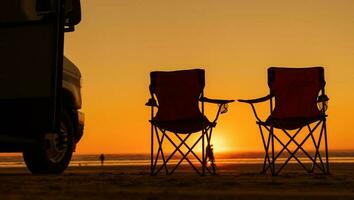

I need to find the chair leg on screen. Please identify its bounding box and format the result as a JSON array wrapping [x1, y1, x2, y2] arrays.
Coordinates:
[[151, 126, 214, 176], [205, 127, 216, 175], [285, 123, 325, 173], [154, 130, 191, 175], [271, 126, 276, 176], [155, 130, 168, 175], [173, 132, 212, 175], [262, 126, 305, 175], [309, 124, 325, 173], [150, 124, 154, 175], [310, 122, 327, 174], [259, 124, 271, 174], [323, 120, 330, 174], [151, 128, 169, 176], [202, 129, 205, 176], [202, 99, 206, 176], [261, 120, 329, 176], [164, 132, 204, 175], [273, 133, 311, 174], [277, 122, 322, 175]]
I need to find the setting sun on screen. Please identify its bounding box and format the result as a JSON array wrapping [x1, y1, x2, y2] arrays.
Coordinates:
[[210, 131, 233, 153]]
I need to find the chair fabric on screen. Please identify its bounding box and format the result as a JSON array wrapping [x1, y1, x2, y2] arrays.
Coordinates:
[[267, 67, 325, 130], [152, 116, 213, 134], [150, 69, 209, 133], [262, 115, 324, 130]]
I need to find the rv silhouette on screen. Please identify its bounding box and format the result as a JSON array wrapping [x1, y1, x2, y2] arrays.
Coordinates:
[[0, 0, 84, 174]]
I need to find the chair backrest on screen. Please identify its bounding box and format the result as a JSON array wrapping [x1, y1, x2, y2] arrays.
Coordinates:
[[268, 67, 325, 119], [150, 69, 205, 121]]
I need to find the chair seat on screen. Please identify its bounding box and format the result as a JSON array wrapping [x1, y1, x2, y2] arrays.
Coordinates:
[[151, 116, 215, 134], [258, 115, 325, 130]]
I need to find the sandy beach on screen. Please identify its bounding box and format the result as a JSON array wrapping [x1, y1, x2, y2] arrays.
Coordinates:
[[0, 163, 353, 200]]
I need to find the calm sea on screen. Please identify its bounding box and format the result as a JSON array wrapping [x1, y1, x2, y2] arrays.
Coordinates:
[[0, 151, 354, 168]]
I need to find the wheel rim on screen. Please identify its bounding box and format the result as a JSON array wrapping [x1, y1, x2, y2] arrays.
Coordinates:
[[45, 122, 69, 163]]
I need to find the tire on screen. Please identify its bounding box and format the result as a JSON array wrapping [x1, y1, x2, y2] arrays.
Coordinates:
[[23, 109, 74, 174]]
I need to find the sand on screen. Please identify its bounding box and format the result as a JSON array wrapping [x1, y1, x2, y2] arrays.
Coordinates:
[[0, 163, 354, 200]]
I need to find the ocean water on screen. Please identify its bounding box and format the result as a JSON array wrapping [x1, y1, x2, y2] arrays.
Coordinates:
[[0, 151, 354, 168]]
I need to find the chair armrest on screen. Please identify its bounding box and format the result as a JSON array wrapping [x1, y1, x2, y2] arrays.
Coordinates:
[[145, 98, 158, 107], [200, 97, 234, 122], [317, 94, 329, 102], [199, 97, 235, 104], [238, 95, 273, 104]]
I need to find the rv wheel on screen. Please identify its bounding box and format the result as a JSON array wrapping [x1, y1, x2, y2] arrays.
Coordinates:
[[23, 110, 74, 174]]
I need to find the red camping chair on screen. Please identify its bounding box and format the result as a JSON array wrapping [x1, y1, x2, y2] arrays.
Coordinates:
[[146, 69, 234, 175], [239, 67, 329, 175]]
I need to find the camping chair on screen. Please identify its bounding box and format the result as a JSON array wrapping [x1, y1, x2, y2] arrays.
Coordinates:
[[239, 67, 329, 175], [146, 69, 234, 176]]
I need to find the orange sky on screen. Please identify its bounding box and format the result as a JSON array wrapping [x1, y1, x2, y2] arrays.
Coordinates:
[[64, 0, 354, 154]]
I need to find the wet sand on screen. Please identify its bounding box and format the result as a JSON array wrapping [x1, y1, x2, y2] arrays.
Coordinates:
[[0, 163, 354, 200]]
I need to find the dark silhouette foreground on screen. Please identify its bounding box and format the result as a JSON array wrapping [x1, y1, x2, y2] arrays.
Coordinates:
[[239, 67, 330, 175], [1, 163, 354, 200], [100, 154, 105, 166], [146, 69, 234, 175]]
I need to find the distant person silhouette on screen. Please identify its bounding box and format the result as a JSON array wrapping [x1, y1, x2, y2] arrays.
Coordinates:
[[100, 154, 105, 166]]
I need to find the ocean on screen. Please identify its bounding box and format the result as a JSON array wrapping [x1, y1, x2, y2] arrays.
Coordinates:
[[0, 151, 354, 168]]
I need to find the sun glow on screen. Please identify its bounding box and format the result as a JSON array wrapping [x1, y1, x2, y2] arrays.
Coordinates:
[[210, 131, 233, 153]]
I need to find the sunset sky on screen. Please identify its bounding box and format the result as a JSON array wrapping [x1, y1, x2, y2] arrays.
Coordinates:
[[64, 0, 354, 154]]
